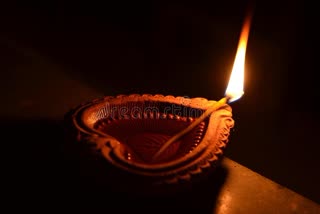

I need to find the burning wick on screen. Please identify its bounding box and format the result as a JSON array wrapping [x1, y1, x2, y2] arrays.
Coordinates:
[[153, 12, 252, 161]]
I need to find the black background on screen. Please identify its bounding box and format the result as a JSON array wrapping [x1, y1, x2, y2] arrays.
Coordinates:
[[1, 0, 319, 207]]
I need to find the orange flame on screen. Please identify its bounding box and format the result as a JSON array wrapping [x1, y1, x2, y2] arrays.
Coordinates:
[[225, 14, 252, 102]]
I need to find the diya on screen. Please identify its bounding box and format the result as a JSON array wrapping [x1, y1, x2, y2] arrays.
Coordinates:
[[63, 11, 251, 195], [64, 94, 234, 194]]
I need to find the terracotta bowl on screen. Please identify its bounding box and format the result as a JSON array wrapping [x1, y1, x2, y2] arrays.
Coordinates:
[[64, 94, 234, 194]]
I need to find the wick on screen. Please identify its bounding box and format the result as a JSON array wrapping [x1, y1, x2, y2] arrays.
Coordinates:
[[152, 96, 229, 161]]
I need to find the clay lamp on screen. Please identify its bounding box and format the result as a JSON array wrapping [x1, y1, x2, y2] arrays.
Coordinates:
[[64, 14, 251, 195]]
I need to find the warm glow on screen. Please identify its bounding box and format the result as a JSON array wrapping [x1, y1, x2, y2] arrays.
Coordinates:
[[225, 15, 252, 102]]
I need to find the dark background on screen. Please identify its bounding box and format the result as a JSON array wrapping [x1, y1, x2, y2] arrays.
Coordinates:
[[1, 0, 319, 207]]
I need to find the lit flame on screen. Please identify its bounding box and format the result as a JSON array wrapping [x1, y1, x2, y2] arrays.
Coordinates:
[[225, 14, 252, 102]]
